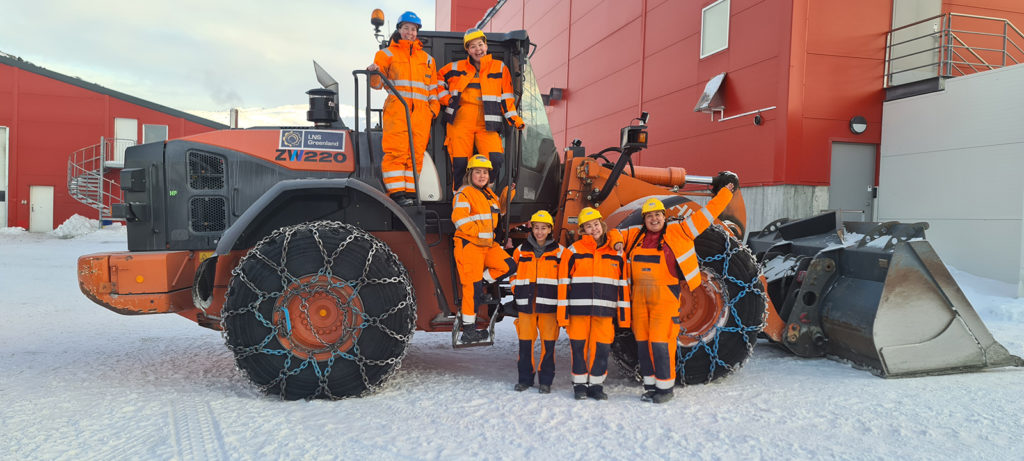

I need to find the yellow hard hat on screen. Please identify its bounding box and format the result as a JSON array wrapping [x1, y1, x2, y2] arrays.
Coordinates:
[[641, 197, 666, 215], [464, 28, 486, 48], [530, 210, 554, 226], [578, 207, 602, 226], [466, 154, 492, 170]]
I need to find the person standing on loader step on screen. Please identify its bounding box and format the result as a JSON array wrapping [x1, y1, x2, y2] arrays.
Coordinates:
[[452, 154, 517, 343], [622, 172, 738, 404], [510, 210, 567, 393], [557, 207, 630, 400], [437, 28, 525, 189], [366, 10, 440, 207]]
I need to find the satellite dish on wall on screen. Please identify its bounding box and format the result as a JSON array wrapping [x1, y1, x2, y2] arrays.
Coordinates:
[[694, 72, 727, 113]]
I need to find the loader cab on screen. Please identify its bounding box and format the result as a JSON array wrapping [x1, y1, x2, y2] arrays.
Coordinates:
[[350, 30, 561, 227]]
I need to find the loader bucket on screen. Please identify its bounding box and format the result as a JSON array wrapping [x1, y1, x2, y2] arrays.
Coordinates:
[[748, 212, 1023, 377]]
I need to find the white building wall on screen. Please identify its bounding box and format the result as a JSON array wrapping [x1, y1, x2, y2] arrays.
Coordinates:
[[879, 64, 1024, 297]]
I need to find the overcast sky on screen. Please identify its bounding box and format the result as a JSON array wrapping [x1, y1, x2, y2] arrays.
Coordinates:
[[1, 0, 437, 126]]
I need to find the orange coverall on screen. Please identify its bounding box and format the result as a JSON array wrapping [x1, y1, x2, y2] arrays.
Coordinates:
[[557, 231, 630, 386], [371, 39, 440, 197], [438, 55, 524, 186], [510, 237, 568, 387], [452, 184, 516, 324], [622, 188, 733, 390]]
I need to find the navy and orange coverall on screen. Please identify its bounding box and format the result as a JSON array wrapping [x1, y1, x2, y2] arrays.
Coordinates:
[[557, 231, 630, 387], [452, 183, 516, 324], [622, 189, 734, 391], [510, 235, 568, 388], [371, 38, 440, 197], [438, 55, 524, 186]]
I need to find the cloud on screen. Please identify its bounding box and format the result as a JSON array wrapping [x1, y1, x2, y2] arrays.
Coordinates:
[[0, 0, 436, 113]]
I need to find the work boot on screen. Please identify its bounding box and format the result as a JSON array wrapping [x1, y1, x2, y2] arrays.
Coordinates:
[[390, 192, 415, 207], [573, 384, 588, 400], [459, 323, 488, 343], [640, 384, 657, 402], [652, 388, 674, 404], [514, 383, 531, 392], [537, 384, 551, 394], [586, 384, 608, 400]]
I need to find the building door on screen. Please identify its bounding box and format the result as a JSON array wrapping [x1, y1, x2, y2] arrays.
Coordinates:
[[889, 0, 942, 85], [0, 127, 7, 227], [29, 185, 54, 232], [113, 118, 138, 165], [829, 142, 876, 222]]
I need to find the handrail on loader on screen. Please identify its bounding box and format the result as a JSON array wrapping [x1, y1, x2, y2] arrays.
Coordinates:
[[353, 69, 421, 207]]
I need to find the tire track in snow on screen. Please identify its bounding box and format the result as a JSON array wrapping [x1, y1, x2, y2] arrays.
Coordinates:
[[170, 398, 227, 461]]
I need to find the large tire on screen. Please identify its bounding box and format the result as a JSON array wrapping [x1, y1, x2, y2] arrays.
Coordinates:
[[612, 225, 766, 385], [221, 221, 416, 400]]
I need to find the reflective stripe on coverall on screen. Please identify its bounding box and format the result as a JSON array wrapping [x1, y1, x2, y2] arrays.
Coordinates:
[[510, 240, 567, 386], [557, 231, 630, 385], [372, 39, 440, 196], [452, 184, 516, 323]]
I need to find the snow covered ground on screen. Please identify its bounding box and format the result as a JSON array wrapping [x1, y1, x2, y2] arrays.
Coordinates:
[[1, 218, 1022, 460]]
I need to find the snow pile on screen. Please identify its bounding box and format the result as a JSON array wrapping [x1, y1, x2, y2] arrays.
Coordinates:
[[0, 226, 27, 235], [50, 214, 100, 239], [949, 266, 1024, 322]]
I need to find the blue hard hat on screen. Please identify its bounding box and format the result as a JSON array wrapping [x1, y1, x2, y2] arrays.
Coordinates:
[[397, 11, 422, 29]]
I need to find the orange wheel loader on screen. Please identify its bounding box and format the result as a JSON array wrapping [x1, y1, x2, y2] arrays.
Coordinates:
[[78, 19, 1020, 400]]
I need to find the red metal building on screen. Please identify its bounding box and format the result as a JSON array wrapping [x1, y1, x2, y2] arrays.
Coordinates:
[[0, 53, 225, 231], [438, 0, 1024, 230]]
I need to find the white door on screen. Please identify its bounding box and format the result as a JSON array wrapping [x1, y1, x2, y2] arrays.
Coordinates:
[[0, 126, 7, 227], [29, 185, 54, 232], [829, 142, 876, 222], [889, 0, 942, 85], [113, 118, 138, 164]]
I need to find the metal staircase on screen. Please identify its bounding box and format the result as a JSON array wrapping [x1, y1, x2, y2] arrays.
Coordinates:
[[67, 137, 132, 221]]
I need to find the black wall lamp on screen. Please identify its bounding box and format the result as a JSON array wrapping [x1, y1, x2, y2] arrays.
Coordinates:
[[849, 116, 867, 134]]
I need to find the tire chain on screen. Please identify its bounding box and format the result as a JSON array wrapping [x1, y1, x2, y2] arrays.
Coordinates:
[[681, 225, 767, 384], [221, 221, 417, 399]]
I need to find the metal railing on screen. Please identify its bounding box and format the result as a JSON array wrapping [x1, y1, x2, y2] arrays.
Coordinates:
[[67, 137, 133, 220], [885, 13, 1024, 87]]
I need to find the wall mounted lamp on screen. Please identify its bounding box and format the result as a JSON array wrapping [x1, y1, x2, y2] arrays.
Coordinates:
[[849, 116, 867, 134], [542, 87, 565, 106]]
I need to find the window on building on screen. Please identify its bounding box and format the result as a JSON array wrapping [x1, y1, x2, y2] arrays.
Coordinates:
[[143, 124, 169, 144], [700, 0, 730, 58]]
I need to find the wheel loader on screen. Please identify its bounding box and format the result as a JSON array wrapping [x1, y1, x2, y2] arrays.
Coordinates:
[[77, 22, 1021, 400]]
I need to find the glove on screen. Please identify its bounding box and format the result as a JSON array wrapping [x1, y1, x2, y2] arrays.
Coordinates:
[[511, 116, 525, 130], [711, 171, 739, 195]]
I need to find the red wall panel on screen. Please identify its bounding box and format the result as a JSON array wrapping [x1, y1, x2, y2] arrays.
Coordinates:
[[438, 0, 1024, 190], [1, 64, 220, 229]]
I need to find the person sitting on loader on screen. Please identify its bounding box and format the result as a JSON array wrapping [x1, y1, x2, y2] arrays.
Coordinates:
[[557, 207, 630, 400], [509, 210, 568, 393], [622, 172, 738, 403], [366, 10, 440, 206], [452, 154, 517, 343], [437, 28, 525, 189]]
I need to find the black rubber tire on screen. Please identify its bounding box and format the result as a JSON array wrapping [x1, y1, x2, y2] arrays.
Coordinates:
[[221, 221, 416, 400], [612, 225, 765, 385]]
